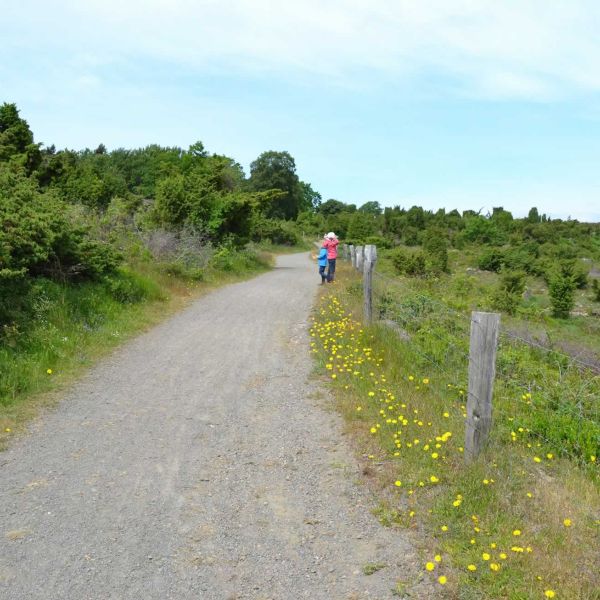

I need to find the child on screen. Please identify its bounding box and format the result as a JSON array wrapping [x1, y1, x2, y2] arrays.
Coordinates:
[[317, 244, 328, 284], [323, 232, 339, 282]]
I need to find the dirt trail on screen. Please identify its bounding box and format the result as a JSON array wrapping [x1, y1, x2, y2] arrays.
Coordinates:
[[0, 253, 431, 599]]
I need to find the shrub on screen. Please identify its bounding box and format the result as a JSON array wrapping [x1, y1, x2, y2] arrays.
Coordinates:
[[490, 270, 526, 316], [549, 272, 575, 318], [477, 248, 504, 272]]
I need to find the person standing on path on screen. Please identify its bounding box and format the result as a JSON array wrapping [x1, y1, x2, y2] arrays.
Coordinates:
[[317, 242, 328, 284], [323, 232, 339, 283]]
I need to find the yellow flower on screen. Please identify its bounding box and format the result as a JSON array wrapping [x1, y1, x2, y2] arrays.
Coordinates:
[[546, 453, 553, 459], [467, 564, 477, 571], [425, 562, 435, 571], [422, 378, 429, 384], [438, 576, 447, 585], [441, 525, 448, 532], [370, 427, 377, 434], [394, 480, 402, 487], [46, 368, 53, 375], [499, 553, 507, 560], [431, 452, 439, 459], [533, 456, 542, 463], [368, 391, 375, 397], [512, 529, 521, 536], [563, 518, 572, 527], [544, 591, 556, 598], [483, 479, 490, 485], [482, 553, 490, 561], [434, 555, 441, 563], [490, 563, 500, 572], [430, 475, 439, 483]]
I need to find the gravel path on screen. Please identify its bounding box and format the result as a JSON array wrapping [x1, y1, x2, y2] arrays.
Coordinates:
[[0, 253, 432, 600]]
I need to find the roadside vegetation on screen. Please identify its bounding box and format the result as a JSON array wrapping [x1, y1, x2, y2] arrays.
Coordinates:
[[311, 255, 599, 598], [0, 102, 314, 441]]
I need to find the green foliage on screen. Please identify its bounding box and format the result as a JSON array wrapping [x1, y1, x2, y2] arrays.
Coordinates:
[[0, 166, 120, 288], [391, 248, 427, 277], [490, 271, 526, 315], [422, 227, 449, 273], [478, 248, 504, 272], [549, 270, 576, 318], [248, 150, 304, 219]]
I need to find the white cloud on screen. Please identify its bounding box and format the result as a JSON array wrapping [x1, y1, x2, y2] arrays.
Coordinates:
[[4, 0, 600, 100]]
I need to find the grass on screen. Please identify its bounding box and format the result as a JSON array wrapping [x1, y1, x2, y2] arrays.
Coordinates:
[[310, 261, 599, 599], [0, 245, 281, 447]]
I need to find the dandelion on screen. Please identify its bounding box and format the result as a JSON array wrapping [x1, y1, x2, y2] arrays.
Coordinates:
[[394, 480, 402, 487], [533, 456, 542, 463], [368, 391, 375, 397], [544, 591, 556, 598], [467, 564, 477, 571], [546, 453, 553, 459], [438, 576, 447, 585], [422, 378, 429, 384], [425, 562, 435, 571], [490, 563, 500, 572], [431, 452, 439, 459], [563, 518, 572, 527], [430, 475, 439, 483], [46, 369, 53, 375], [4, 428, 11, 433], [441, 525, 448, 532], [482, 553, 490, 561], [512, 529, 521, 536], [370, 427, 377, 434], [499, 553, 507, 560], [434, 555, 441, 563]]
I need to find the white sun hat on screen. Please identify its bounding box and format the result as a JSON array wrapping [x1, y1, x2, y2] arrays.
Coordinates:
[[327, 232, 337, 239]]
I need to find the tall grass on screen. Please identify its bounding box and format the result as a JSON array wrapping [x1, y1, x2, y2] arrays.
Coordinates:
[[0, 246, 272, 444], [311, 262, 599, 599]]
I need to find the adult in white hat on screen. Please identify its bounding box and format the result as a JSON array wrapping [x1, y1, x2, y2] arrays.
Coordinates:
[[323, 232, 339, 282]]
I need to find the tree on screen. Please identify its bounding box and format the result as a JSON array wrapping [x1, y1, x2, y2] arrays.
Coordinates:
[[318, 199, 346, 215], [358, 201, 382, 215], [0, 102, 41, 174], [248, 151, 302, 220], [298, 181, 321, 212]]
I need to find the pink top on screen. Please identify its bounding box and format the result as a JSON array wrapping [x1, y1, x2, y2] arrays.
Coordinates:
[[323, 238, 339, 259]]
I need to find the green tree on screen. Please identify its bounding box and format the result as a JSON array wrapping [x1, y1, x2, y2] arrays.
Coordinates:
[[248, 151, 302, 220]]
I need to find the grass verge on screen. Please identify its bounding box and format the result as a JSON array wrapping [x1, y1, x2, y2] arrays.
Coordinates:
[[310, 262, 599, 600], [0, 246, 279, 448]]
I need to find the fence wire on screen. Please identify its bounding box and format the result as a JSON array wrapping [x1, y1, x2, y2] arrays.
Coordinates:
[[342, 252, 600, 466]]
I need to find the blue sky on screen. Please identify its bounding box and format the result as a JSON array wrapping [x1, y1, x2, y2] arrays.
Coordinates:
[[2, 0, 600, 221]]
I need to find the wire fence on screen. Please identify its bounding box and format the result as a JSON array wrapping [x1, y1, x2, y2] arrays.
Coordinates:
[[342, 244, 600, 467]]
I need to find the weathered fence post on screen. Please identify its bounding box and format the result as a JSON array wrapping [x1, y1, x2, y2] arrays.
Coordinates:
[[342, 244, 348, 259], [465, 311, 500, 462], [363, 245, 377, 324], [356, 246, 364, 272], [350, 245, 356, 267]]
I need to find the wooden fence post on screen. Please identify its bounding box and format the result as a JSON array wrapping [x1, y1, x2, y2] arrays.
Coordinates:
[[465, 311, 500, 462], [363, 245, 377, 324], [350, 245, 356, 267], [356, 246, 364, 272]]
